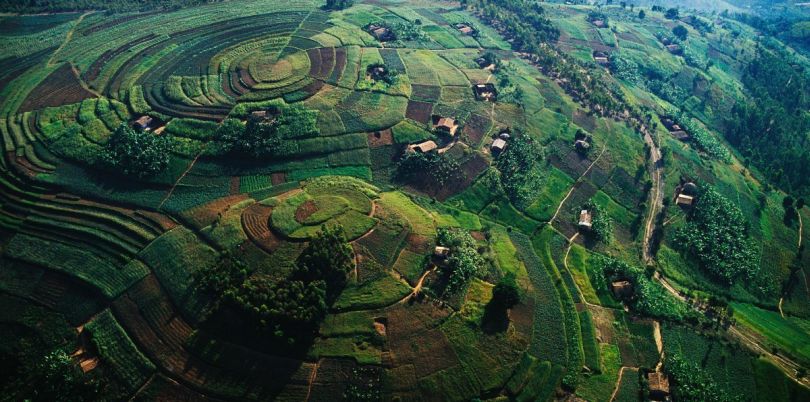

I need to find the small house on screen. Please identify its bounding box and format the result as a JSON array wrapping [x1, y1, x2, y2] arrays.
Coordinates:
[[434, 246, 450, 258], [611, 280, 633, 299], [574, 139, 591, 152], [367, 24, 395, 42], [676, 193, 694, 206], [666, 44, 683, 55], [407, 140, 438, 153], [671, 130, 690, 141], [647, 372, 671, 400], [591, 19, 606, 28], [498, 131, 511, 140], [593, 51, 610, 65], [578, 210, 593, 230], [133, 115, 154, 131], [152, 126, 166, 135], [473, 83, 498, 101], [434, 117, 459, 136], [250, 110, 268, 120], [491, 138, 507, 153], [456, 23, 474, 35], [475, 57, 495, 70]]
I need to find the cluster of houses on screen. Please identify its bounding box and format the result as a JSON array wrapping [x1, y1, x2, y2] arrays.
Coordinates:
[[660, 116, 691, 142], [366, 23, 395, 42], [132, 115, 165, 135]]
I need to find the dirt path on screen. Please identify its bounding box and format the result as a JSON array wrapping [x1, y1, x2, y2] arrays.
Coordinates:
[[158, 150, 204, 210], [609, 366, 637, 402], [641, 126, 663, 264], [48, 11, 93, 66], [548, 146, 608, 224], [653, 320, 664, 371], [398, 266, 436, 304], [798, 211, 803, 250], [304, 359, 321, 402]]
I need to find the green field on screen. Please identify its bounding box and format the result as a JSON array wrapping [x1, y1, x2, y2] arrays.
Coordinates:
[[0, 0, 808, 400]]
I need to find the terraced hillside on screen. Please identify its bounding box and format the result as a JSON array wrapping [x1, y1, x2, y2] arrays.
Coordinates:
[[0, 1, 808, 401]]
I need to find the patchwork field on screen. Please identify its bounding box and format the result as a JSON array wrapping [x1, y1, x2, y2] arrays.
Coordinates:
[[0, 0, 808, 401]]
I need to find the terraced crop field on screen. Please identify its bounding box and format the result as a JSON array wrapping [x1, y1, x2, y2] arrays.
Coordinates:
[[1, 0, 809, 401]]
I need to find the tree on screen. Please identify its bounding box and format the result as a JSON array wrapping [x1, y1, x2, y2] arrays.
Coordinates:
[[638, 9, 646, 19], [672, 25, 688, 41], [494, 133, 545, 210], [665, 7, 680, 20], [491, 273, 521, 309], [100, 123, 170, 179], [798, 198, 806, 209], [783, 195, 795, 208], [217, 104, 318, 158], [323, 0, 353, 10], [295, 224, 354, 303]]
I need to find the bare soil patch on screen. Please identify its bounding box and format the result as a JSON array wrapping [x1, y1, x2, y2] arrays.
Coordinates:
[[405, 100, 434, 124], [295, 199, 318, 223], [21, 63, 96, 112], [368, 128, 394, 148]]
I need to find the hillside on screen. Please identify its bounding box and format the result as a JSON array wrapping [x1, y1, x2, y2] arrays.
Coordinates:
[[0, 1, 808, 401]]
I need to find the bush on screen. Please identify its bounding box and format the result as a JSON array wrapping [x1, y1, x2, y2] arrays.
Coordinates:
[[99, 123, 170, 178]]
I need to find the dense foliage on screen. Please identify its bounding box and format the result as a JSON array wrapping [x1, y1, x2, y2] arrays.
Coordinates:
[[323, 0, 353, 11], [436, 227, 485, 295], [582, 200, 613, 244], [671, 110, 731, 162], [396, 151, 465, 189], [100, 123, 170, 179], [195, 226, 352, 345], [217, 104, 319, 158], [592, 255, 690, 321], [494, 134, 544, 210], [665, 353, 740, 402], [673, 187, 759, 285], [491, 272, 521, 310], [725, 45, 810, 196]]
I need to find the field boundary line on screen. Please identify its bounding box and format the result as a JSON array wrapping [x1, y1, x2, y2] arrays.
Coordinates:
[[48, 11, 93, 66]]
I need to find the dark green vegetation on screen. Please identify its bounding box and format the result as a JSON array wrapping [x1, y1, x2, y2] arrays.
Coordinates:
[[1, 0, 809, 400], [674, 186, 759, 285]]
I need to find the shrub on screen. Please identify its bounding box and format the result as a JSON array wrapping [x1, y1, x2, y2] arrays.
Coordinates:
[[99, 123, 170, 179]]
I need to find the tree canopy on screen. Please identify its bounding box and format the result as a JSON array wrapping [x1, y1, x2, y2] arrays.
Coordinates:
[[674, 187, 759, 285], [100, 123, 171, 179], [494, 134, 545, 210]]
